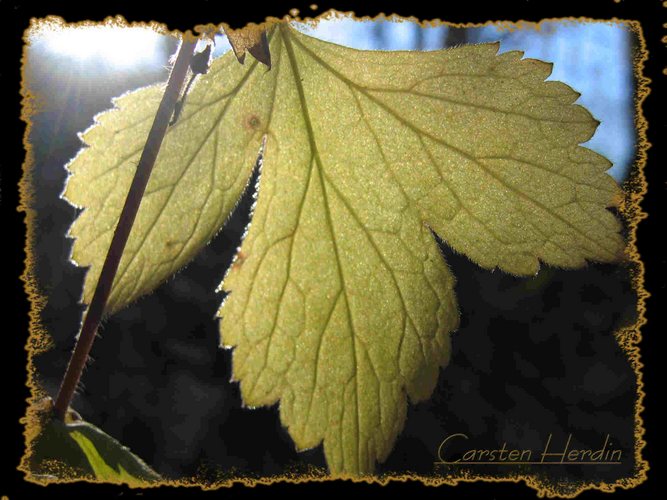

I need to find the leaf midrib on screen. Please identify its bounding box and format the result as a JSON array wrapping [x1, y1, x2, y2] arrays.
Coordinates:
[[281, 24, 365, 472]]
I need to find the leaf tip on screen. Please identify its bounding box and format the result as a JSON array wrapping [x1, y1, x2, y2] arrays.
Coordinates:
[[223, 24, 272, 69], [544, 61, 554, 78]]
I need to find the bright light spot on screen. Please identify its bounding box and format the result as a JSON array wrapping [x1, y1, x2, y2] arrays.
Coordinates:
[[45, 26, 163, 68]]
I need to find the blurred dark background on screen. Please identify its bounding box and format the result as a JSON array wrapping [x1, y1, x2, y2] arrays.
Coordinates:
[[22, 17, 641, 493]]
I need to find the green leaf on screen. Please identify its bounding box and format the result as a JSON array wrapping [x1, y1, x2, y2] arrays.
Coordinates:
[[63, 22, 624, 474], [29, 410, 161, 484]]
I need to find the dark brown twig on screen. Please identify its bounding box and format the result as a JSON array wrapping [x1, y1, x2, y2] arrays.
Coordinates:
[[53, 36, 197, 421]]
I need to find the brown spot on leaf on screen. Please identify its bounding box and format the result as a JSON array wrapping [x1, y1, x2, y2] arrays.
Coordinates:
[[232, 251, 247, 270], [243, 114, 261, 131]]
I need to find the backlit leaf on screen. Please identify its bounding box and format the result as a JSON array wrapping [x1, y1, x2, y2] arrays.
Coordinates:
[[29, 408, 161, 484], [63, 21, 624, 474]]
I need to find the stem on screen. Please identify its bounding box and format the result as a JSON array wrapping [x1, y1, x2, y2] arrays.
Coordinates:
[[53, 37, 197, 421]]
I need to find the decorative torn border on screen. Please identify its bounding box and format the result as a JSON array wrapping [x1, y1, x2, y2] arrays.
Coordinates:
[[17, 10, 650, 498]]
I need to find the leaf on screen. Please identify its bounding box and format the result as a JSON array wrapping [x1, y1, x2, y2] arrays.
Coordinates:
[[29, 407, 161, 484], [223, 24, 272, 68], [63, 21, 624, 474], [64, 44, 271, 314]]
